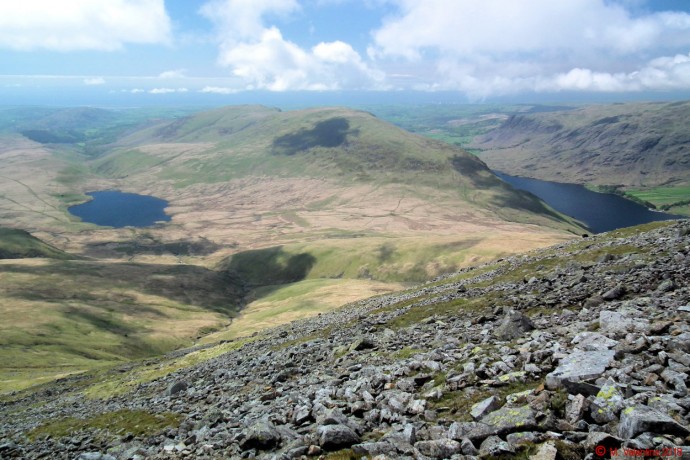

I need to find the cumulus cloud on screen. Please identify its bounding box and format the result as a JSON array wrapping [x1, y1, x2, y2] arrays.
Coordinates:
[[0, 0, 171, 51], [200, 0, 384, 90], [540, 52, 690, 92], [369, 0, 690, 97], [149, 87, 188, 94], [83, 77, 105, 85]]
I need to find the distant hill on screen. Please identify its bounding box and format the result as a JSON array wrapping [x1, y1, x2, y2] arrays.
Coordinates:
[[87, 105, 588, 282], [104, 105, 579, 226], [0, 107, 118, 143], [472, 101, 690, 214], [0, 106, 194, 156], [0, 227, 74, 259]]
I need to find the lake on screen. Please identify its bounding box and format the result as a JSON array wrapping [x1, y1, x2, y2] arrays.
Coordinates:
[[69, 191, 171, 228], [495, 172, 683, 233]]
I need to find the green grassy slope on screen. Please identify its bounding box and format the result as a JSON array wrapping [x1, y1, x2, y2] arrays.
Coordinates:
[[0, 239, 245, 393], [0, 227, 74, 259], [0, 264, 243, 393]]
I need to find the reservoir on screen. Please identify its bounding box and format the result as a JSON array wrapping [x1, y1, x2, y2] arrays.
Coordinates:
[[495, 172, 684, 233], [69, 190, 170, 228]]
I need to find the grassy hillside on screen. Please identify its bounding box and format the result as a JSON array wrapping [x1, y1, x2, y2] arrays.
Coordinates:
[[0, 105, 587, 394], [86, 106, 585, 280], [100, 106, 580, 226], [0, 253, 245, 393], [0, 227, 74, 259], [472, 101, 690, 215]]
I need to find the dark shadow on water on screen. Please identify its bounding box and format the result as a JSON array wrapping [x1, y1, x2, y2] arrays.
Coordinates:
[[272, 118, 355, 155]]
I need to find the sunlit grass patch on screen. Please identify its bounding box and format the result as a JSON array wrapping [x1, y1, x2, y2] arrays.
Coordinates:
[[28, 409, 180, 441], [84, 339, 252, 399], [626, 185, 690, 214], [202, 278, 404, 343]]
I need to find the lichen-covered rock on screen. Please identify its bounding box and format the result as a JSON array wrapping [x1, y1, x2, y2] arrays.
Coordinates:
[[494, 310, 535, 340], [167, 380, 188, 396], [470, 395, 501, 420], [414, 439, 462, 459], [618, 405, 690, 439], [352, 441, 394, 456], [317, 424, 361, 450], [602, 285, 626, 301], [530, 441, 558, 460], [590, 378, 625, 423], [571, 332, 618, 351], [241, 420, 281, 450], [478, 435, 514, 457], [545, 349, 615, 389], [478, 405, 538, 436], [349, 337, 376, 352], [565, 394, 587, 424]]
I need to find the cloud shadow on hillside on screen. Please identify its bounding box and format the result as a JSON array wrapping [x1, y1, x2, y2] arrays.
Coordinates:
[[221, 246, 317, 299], [272, 118, 356, 155]]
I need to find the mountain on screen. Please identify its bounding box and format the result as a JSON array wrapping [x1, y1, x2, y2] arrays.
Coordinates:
[[0, 105, 585, 393], [2, 219, 688, 458], [86, 105, 586, 280], [472, 101, 690, 214]]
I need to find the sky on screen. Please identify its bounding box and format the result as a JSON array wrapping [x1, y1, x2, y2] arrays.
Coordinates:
[[2, 0, 690, 106]]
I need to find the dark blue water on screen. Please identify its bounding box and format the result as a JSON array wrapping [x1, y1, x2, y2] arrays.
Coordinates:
[[69, 191, 170, 228], [496, 172, 684, 233]]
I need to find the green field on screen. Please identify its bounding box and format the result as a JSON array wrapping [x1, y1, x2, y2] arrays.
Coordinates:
[[625, 186, 690, 216], [365, 104, 520, 151]]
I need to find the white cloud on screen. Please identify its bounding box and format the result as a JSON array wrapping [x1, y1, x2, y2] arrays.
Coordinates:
[[0, 0, 171, 51], [200, 0, 300, 41], [83, 77, 105, 85], [369, 0, 690, 97], [149, 87, 188, 94], [540, 52, 690, 93], [200, 0, 384, 90], [200, 86, 239, 94], [158, 69, 187, 79]]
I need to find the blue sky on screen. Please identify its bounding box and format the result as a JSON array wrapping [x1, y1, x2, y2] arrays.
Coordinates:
[[2, 0, 690, 105]]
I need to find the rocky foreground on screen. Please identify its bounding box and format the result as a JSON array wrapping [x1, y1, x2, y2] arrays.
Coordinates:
[[2, 220, 690, 459]]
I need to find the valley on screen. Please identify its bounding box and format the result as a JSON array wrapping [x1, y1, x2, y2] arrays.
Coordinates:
[[465, 101, 690, 216], [0, 105, 581, 393], [0, 101, 688, 459]]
